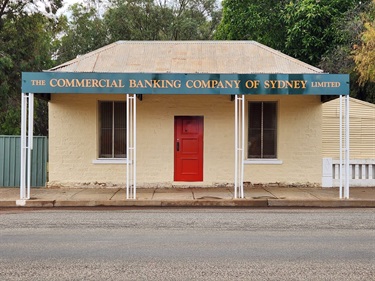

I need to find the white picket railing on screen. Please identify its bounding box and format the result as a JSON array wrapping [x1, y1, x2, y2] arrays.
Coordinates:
[[322, 158, 375, 187]]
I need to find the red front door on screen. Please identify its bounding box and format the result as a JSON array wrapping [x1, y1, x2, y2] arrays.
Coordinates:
[[174, 116, 203, 181]]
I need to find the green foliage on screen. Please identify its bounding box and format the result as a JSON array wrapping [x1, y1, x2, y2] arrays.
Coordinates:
[[55, 4, 108, 64], [284, 0, 357, 65], [104, 0, 166, 40], [353, 1, 375, 86], [215, 0, 288, 50], [55, 0, 220, 62], [217, 0, 359, 64], [104, 0, 220, 41], [319, 0, 375, 103], [0, 106, 20, 135], [0, 1, 61, 135]]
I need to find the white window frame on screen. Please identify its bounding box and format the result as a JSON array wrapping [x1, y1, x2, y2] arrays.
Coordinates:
[[246, 101, 282, 165], [92, 101, 127, 164]]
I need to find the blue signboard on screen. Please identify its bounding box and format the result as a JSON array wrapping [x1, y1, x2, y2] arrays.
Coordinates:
[[22, 72, 349, 95]]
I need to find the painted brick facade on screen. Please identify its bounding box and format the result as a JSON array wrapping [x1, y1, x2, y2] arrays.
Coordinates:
[[48, 94, 322, 188]]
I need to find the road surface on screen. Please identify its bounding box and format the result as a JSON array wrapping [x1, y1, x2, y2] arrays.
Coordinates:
[[0, 208, 374, 280]]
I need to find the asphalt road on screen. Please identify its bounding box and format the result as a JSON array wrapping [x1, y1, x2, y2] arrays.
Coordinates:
[[0, 208, 374, 280]]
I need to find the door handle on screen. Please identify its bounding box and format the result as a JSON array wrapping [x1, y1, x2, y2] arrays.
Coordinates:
[[176, 141, 180, 151]]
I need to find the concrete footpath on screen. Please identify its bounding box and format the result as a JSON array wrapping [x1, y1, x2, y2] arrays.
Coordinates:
[[0, 186, 375, 208]]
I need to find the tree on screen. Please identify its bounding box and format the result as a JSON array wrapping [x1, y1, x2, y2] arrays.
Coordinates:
[[215, 0, 288, 51], [55, 0, 221, 63], [319, 0, 375, 103], [0, 0, 62, 26], [55, 3, 108, 64], [104, 0, 220, 41], [0, 0, 62, 135], [283, 0, 358, 65], [216, 0, 361, 65], [165, 0, 221, 40], [104, 0, 167, 40], [353, 0, 375, 86]]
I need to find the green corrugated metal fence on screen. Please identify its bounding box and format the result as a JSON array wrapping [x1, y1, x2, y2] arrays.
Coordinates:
[[0, 135, 48, 187]]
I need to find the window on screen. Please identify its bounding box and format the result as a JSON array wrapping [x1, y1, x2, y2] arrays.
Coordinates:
[[99, 101, 126, 158], [248, 102, 277, 159]]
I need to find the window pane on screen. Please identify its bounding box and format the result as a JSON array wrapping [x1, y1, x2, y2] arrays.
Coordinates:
[[114, 128, 126, 158], [99, 102, 113, 158], [263, 102, 277, 158], [249, 102, 261, 129], [114, 102, 126, 128], [100, 129, 112, 158], [263, 103, 276, 129], [248, 102, 262, 158], [99, 101, 127, 158], [263, 129, 276, 158], [114, 101, 126, 158], [248, 101, 277, 158], [100, 102, 112, 129], [248, 129, 261, 158]]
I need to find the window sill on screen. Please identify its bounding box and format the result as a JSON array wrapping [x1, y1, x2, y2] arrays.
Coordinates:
[[244, 159, 283, 165], [92, 159, 130, 164]]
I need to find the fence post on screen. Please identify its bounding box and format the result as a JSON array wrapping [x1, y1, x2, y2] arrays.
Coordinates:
[[322, 158, 333, 188]]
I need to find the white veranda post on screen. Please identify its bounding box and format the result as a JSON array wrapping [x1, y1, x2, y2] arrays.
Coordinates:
[[19, 93, 34, 200], [234, 95, 245, 199], [126, 94, 137, 199], [339, 95, 350, 199]]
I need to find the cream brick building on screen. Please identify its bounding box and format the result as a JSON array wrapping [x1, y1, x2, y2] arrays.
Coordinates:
[[22, 41, 349, 192]]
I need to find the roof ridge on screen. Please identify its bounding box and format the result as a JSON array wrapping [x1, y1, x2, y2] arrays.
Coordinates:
[[116, 40, 254, 44]]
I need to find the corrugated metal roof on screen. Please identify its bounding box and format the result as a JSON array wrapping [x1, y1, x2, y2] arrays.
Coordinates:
[[49, 41, 323, 74]]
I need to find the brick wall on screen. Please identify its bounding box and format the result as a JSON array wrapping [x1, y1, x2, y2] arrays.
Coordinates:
[[48, 94, 322, 188]]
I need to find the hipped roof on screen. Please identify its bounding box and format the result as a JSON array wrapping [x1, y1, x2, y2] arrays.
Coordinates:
[[49, 41, 323, 74]]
